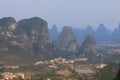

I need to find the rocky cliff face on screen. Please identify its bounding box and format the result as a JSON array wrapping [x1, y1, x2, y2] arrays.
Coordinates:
[[0, 17, 17, 51], [0, 17, 50, 54], [0, 17, 17, 38], [54, 26, 78, 53], [79, 35, 97, 57], [17, 17, 50, 53]]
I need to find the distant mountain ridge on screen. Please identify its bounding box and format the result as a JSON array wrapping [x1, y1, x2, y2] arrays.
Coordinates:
[[112, 23, 120, 43], [0, 16, 120, 65], [49, 24, 120, 44], [49, 25, 59, 42]]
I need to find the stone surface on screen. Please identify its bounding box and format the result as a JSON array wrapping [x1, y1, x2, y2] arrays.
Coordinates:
[[0, 17, 51, 55], [54, 26, 78, 53]]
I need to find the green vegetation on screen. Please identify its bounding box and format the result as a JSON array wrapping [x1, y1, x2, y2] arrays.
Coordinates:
[[0, 45, 42, 66], [95, 63, 120, 80], [81, 35, 96, 45], [79, 34, 97, 57], [114, 69, 120, 80]]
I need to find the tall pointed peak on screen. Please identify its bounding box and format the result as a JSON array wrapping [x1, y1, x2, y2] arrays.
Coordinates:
[[54, 26, 78, 53], [82, 34, 97, 45], [63, 26, 71, 30], [98, 23, 106, 30], [86, 25, 93, 30], [79, 34, 97, 57], [51, 25, 58, 31]]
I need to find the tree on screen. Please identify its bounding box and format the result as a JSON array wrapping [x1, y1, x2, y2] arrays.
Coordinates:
[[114, 69, 120, 80]]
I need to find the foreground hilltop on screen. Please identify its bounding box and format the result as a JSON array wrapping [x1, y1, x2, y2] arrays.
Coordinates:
[[17, 17, 50, 54], [0, 17, 51, 54], [0, 17, 52, 65]]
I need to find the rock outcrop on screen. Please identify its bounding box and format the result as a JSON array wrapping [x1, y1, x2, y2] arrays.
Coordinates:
[[17, 17, 50, 53], [0, 17, 51, 54], [79, 35, 97, 57], [0, 17, 17, 37], [0, 17, 17, 51], [54, 26, 78, 53]]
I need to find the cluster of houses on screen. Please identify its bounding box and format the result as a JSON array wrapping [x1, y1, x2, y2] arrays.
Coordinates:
[[35, 57, 88, 65], [0, 71, 33, 80], [0, 57, 107, 80]]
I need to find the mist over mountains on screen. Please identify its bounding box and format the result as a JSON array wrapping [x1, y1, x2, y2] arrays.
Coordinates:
[[49, 24, 120, 44]]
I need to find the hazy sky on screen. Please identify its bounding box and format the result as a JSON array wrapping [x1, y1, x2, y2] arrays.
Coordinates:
[[0, 0, 120, 30]]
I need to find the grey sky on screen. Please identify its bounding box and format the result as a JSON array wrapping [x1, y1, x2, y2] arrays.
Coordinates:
[[0, 0, 120, 30]]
